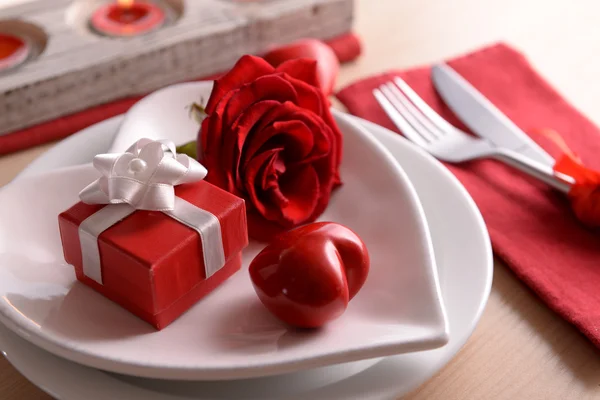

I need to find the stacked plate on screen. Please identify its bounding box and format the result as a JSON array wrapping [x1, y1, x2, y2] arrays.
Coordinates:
[[0, 82, 492, 399]]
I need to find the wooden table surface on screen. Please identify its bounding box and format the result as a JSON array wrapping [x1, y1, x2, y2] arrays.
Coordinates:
[[2, 0, 600, 398]]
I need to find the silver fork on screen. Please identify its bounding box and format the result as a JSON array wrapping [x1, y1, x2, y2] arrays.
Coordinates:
[[373, 77, 574, 193]]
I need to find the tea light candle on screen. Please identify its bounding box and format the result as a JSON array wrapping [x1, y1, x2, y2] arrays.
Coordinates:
[[91, 0, 166, 38], [0, 33, 30, 71]]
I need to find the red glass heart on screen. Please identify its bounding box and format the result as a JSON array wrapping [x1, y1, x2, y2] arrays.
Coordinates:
[[249, 222, 369, 328]]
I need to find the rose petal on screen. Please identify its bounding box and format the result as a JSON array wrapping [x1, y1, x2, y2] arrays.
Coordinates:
[[247, 100, 297, 136], [266, 39, 340, 95], [273, 120, 315, 161], [282, 74, 324, 115], [212, 75, 298, 191], [309, 146, 336, 197], [314, 104, 343, 185], [264, 156, 289, 210], [244, 147, 288, 221], [227, 100, 281, 192], [218, 74, 297, 181], [276, 58, 320, 89], [201, 89, 236, 159], [238, 103, 298, 169], [278, 164, 320, 224], [262, 152, 286, 192], [306, 150, 337, 223], [241, 102, 330, 167], [223, 75, 298, 128], [205, 55, 274, 114], [243, 119, 315, 166], [237, 102, 335, 206], [279, 76, 343, 185], [201, 119, 236, 192], [200, 120, 225, 186], [244, 146, 321, 227], [282, 109, 333, 164]]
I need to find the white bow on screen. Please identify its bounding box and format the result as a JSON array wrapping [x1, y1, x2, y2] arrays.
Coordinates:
[[79, 138, 207, 211]]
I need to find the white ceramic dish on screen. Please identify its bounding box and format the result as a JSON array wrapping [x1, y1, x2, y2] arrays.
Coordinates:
[[0, 82, 449, 380], [2, 112, 492, 399]]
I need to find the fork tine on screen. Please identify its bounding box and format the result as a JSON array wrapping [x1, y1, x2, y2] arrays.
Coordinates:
[[393, 76, 460, 136], [373, 87, 429, 147], [387, 79, 443, 140], [381, 82, 437, 142]]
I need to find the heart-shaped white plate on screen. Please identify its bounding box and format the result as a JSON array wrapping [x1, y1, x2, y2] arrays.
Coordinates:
[[0, 83, 448, 380]]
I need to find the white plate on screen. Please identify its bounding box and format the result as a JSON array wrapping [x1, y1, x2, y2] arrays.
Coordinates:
[[0, 83, 449, 380], [2, 113, 492, 399]]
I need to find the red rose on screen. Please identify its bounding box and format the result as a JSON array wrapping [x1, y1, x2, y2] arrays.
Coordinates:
[[198, 55, 343, 241]]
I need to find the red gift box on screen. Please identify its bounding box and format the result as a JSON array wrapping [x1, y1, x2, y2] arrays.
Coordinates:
[[58, 180, 248, 330]]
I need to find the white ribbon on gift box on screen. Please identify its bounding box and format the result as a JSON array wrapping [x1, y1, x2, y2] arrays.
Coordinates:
[[77, 138, 226, 285]]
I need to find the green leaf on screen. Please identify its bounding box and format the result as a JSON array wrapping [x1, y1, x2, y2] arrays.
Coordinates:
[[176, 140, 198, 160], [186, 101, 207, 125]]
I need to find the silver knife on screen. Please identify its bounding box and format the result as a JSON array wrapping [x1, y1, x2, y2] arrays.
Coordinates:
[[431, 63, 555, 166]]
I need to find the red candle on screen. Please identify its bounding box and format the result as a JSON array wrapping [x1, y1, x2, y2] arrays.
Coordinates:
[[0, 33, 29, 71], [91, 0, 166, 38]]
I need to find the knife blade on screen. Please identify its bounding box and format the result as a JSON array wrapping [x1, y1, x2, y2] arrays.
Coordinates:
[[431, 63, 555, 166]]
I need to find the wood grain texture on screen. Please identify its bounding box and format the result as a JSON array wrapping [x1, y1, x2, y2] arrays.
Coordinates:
[[0, 355, 49, 399], [2, 0, 600, 398]]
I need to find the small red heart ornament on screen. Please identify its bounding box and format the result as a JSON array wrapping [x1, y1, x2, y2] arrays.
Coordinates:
[[262, 39, 340, 96], [249, 222, 369, 328]]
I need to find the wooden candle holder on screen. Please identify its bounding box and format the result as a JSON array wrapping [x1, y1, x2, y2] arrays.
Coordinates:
[[0, 0, 354, 136]]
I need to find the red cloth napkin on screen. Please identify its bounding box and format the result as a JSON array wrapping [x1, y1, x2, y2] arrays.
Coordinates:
[[0, 33, 362, 155], [336, 43, 600, 348]]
